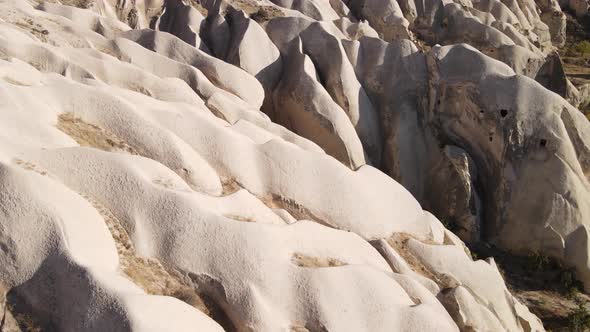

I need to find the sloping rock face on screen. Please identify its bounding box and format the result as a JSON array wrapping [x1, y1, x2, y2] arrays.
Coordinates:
[[0, 0, 588, 330]]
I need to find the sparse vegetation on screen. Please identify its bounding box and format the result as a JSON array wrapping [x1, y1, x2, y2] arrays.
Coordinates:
[[527, 251, 551, 271], [560, 268, 583, 298], [470, 243, 588, 330], [260, 193, 330, 226], [12, 311, 43, 332], [291, 253, 346, 268], [573, 40, 590, 56], [520, 251, 584, 297], [386, 233, 439, 282], [59, 0, 94, 9], [221, 177, 242, 195], [249, 6, 284, 22], [56, 113, 140, 155], [82, 193, 212, 317], [5, 291, 48, 332], [567, 301, 590, 332]]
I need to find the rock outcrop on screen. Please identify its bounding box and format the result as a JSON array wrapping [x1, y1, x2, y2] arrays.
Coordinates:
[[0, 0, 588, 330]]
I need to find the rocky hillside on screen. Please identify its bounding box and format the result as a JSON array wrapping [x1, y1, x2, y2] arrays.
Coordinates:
[[0, 0, 589, 330]]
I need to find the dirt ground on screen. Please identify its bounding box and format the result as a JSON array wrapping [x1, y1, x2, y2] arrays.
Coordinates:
[[471, 243, 590, 331]]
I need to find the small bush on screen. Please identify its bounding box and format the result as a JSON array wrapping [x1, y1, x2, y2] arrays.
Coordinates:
[[439, 219, 458, 233], [567, 302, 590, 332], [573, 40, 590, 56], [560, 268, 584, 298], [528, 251, 551, 271], [249, 6, 284, 22]]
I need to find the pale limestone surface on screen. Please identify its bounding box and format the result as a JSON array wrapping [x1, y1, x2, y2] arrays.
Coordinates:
[[1, 0, 587, 330]]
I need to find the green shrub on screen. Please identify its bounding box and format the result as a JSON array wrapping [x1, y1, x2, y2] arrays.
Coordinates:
[[528, 251, 550, 271], [568, 302, 590, 332], [573, 40, 590, 56], [560, 268, 584, 298]]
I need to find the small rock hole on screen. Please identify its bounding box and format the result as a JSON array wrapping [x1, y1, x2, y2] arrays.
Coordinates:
[[540, 139, 547, 147], [500, 109, 508, 117]]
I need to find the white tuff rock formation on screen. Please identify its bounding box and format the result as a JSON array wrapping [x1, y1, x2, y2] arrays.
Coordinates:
[[0, 0, 588, 330]]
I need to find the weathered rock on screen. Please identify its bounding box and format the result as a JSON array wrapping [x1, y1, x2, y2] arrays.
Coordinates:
[[272, 39, 367, 168], [343, 0, 413, 40], [299, 22, 382, 164], [223, 8, 283, 117], [534, 51, 569, 97], [120, 28, 265, 109], [1, 0, 589, 330], [536, 0, 566, 47], [157, 0, 210, 52], [423, 146, 482, 243], [342, 37, 429, 196], [332, 17, 380, 39], [97, 0, 164, 29], [427, 44, 590, 291]]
